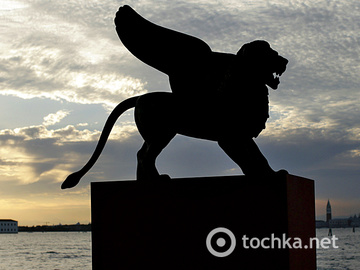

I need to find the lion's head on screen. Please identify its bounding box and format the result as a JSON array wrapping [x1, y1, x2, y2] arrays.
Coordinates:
[[237, 40, 288, 90]]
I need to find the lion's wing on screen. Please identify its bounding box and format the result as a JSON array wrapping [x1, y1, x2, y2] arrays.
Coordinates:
[[115, 5, 212, 75]]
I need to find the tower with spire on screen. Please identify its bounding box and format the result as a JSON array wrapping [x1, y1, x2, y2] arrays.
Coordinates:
[[326, 200, 332, 223]]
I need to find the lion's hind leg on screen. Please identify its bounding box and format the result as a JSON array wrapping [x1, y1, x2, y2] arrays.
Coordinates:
[[137, 139, 174, 181], [135, 93, 176, 181]]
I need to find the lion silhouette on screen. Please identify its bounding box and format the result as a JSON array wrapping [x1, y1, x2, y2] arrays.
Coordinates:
[[61, 6, 288, 189]]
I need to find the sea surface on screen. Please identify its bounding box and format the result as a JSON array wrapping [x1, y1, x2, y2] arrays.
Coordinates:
[[317, 228, 360, 270], [0, 232, 91, 270], [0, 228, 359, 269]]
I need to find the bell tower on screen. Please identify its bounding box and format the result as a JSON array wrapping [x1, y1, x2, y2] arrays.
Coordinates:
[[326, 200, 332, 222]]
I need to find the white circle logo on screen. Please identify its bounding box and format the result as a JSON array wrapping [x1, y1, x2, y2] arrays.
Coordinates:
[[206, 227, 236, 257]]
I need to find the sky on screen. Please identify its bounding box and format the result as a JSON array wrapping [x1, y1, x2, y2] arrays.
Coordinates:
[[0, 0, 359, 226]]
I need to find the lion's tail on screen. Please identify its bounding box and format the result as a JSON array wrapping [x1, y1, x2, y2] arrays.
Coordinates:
[[61, 96, 139, 189]]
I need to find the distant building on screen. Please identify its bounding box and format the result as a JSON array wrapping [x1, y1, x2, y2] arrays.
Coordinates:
[[349, 215, 360, 227], [326, 200, 332, 222], [316, 200, 360, 229], [329, 218, 350, 228], [0, 219, 18, 233], [315, 220, 327, 228]]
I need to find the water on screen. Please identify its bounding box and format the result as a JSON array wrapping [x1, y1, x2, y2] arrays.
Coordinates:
[[0, 229, 359, 269], [317, 228, 360, 270], [0, 232, 91, 270]]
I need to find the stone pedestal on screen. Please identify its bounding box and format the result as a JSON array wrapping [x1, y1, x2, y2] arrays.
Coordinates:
[[91, 174, 316, 269]]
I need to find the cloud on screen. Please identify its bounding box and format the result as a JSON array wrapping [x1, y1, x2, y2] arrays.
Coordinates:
[[0, 117, 140, 186], [0, 1, 148, 109], [0, 46, 148, 108], [2, 0, 358, 119], [0, 0, 28, 11], [43, 110, 70, 126]]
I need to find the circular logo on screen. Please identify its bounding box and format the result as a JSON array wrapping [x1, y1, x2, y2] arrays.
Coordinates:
[[206, 227, 236, 257]]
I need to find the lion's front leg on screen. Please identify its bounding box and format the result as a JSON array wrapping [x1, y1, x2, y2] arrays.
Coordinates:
[[218, 137, 276, 177]]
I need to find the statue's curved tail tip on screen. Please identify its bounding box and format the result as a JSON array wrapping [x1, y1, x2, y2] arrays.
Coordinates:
[[61, 171, 83, 189]]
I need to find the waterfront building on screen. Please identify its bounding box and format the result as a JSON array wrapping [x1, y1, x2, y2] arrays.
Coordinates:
[[349, 215, 360, 227], [329, 218, 350, 228], [316, 200, 360, 228], [315, 220, 327, 228], [0, 219, 18, 233], [326, 200, 332, 222]]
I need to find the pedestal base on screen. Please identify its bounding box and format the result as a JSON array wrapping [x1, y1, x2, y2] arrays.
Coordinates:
[[91, 174, 316, 269]]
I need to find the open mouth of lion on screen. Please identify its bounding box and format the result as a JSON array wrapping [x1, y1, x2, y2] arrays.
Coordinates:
[[266, 58, 288, 90]]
